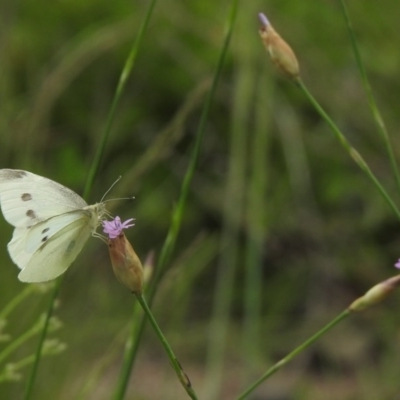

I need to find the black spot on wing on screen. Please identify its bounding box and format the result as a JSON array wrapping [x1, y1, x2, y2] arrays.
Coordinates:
[[38, 237, 50, 252], [21, 193, 32, 201], [42, 227, 50, 234], [66, 241, 76, 253], [26, 210, 37, 219]]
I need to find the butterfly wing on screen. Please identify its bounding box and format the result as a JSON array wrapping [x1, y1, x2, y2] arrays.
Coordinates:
[[24, 212, 93, 254], [7, 227, 31, 270], [0, 169, 105, 282], [16, 212, 93, 282], [0, 169, 88, 228]]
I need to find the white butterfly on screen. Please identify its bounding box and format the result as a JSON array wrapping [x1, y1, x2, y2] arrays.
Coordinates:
[[0, 169, 106, 282]]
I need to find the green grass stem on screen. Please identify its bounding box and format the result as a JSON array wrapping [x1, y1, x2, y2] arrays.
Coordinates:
[[23, 2, 157, 398], [112, 2, 238, 398], [83, 0, 159, 199], [0, 355, 34, 383], [234, 310, 351, 400], [135, 293, 199, 400], [23, 280, 61, 400], [338, 0, 400, 195], [0, 315, 47, 367], [296, 78, 400, 221], [0, 285, 35, 320]]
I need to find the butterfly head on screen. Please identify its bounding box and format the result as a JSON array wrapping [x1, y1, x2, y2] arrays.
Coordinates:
[[85, 202, 108, 232]]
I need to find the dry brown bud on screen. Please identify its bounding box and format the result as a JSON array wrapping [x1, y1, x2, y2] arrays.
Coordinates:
[[108, 233, 144, 294], [258, 13, 299, 79], [349, 275, 400, 312]]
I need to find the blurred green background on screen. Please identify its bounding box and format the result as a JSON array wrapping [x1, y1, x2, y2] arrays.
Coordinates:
[[1, 0, 400, 399]]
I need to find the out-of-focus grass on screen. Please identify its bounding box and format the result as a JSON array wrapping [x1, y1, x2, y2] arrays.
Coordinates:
[[1, 0, 400, 399]]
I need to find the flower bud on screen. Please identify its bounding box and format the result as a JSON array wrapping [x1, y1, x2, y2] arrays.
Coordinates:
[[107, 232, 144, 294], [102, 217, 143, 293], [258, 12, 299, 79], [349, 275, 400, 312]]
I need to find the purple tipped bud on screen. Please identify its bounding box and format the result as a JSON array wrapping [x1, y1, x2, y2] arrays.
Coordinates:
[[258, 12, 299, 79], [108, 233, 144, 294], [258, 13, 270, 28]]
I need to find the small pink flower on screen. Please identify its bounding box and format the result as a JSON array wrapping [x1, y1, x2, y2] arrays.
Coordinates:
[[102, 216, 134, 239], [395, 259, 400, 269]]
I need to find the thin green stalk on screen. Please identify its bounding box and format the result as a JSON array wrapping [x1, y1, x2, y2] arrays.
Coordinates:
[[24, 2, 156, 397], [113, 1, 238, 398], [83, 0, 158, 199], [0, 355, 35, 383], [338, 0, 400, 194], [23, 279, 61, 400], [152, 0, 238, 282], [296, 78, 400, 221], [234, 310, 351, 400], [112, 299, 143, 400], [0, 285, 35, 320], [135, 293, 198, 400], [0, 315, 47, 366]]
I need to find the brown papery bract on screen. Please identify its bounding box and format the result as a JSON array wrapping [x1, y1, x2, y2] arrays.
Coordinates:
[[349, 275, 400, 312], [108, 233, 144, 294], [259, 23, 299, 79]]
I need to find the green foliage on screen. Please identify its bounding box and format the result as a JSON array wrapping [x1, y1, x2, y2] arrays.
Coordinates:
[[1, 0, 400, 399]]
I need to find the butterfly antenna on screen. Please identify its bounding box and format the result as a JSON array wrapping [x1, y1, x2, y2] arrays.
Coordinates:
[[101, 176, 122, 202], [103, 196, 135, 204]]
